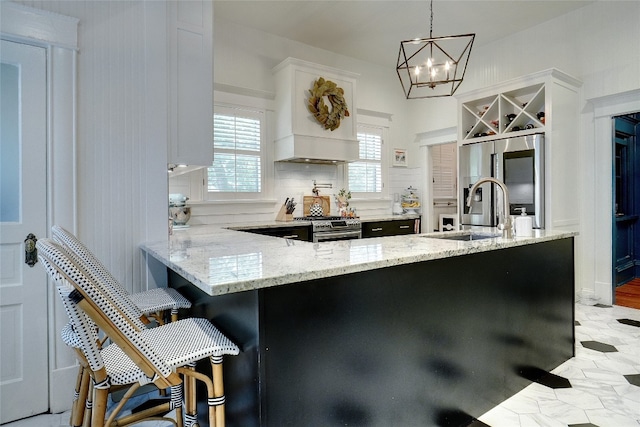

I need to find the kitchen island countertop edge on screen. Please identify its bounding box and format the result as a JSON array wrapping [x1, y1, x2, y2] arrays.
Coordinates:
[[141, 225, 577, 297]]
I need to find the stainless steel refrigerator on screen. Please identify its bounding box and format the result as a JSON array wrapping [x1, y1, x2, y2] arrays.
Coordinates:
[[459, 134, 545, 229]]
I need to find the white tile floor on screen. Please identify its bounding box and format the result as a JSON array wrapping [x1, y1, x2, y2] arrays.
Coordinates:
[[479, 302, 640, 427], [4, 302, 640, 427]]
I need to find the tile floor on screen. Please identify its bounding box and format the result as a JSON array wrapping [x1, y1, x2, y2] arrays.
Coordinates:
[[4, 302, 640, 427], [478, 302, 640, 427]]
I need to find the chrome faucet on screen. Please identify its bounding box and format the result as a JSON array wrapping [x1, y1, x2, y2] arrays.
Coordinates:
[[467, 177, 513, 238]]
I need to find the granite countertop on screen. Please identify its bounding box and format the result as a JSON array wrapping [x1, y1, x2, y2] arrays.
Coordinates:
[[141, 224, 577, 297]]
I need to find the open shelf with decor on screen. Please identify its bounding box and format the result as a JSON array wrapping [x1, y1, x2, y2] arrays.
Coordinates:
[[460, 82, 545, 142], [501, 84, 545, 134], [461, 95, 500, 139]]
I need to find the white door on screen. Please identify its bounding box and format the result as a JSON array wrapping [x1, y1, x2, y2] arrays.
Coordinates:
[[0, 39, 49, 423]]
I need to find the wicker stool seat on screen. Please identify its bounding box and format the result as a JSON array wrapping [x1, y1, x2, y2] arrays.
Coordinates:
[[129, 287, 191, 322], [52, 225, 191, 324], [61, 322, 83, 349], [38, 238, 239, 427]]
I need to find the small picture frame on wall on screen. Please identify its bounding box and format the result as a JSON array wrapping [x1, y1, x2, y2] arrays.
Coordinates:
[[392, 148, 408, 167]]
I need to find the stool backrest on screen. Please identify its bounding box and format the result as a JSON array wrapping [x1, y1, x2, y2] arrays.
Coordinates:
[[38, 242, 104, 372], [37, 238, 176, 387], [51, 225, 147, 329]]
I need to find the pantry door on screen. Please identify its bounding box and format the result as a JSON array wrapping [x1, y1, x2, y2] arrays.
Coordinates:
[[0, 39, 49, 423]]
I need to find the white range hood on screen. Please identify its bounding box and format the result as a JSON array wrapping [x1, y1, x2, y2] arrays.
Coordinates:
[[272, 58, 359, 164]]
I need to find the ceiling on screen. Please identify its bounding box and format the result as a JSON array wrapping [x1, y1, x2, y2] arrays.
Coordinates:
[[214, 0, 594, 67]]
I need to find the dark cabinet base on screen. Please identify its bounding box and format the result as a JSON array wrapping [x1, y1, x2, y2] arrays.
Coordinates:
[[241, 225, 311, 241], [171, 238, 575, 427], [362, 218, 420, 238]]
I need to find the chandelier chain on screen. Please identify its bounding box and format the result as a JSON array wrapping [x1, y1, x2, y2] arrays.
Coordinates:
[[429, 0, 434, 38]]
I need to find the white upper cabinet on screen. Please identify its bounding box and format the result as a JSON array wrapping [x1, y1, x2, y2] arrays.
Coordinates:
[[167, 0, 213, 166]]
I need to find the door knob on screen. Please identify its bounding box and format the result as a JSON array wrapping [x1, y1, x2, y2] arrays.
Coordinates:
[[24, 233, 38, 267]]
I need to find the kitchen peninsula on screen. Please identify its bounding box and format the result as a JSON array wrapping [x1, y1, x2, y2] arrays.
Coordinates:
[[142, 226, 576, 426]]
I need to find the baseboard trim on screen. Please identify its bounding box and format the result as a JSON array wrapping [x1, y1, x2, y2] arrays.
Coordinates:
[[594, 281, 613, 305], [49, 365, 77, 413], [577, 287, 598, 305]]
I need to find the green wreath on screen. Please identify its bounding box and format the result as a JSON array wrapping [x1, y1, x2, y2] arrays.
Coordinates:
[[307, 77, 350, 131]]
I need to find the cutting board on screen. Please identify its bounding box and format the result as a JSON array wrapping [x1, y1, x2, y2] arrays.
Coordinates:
[[303, 196, 330, 216]]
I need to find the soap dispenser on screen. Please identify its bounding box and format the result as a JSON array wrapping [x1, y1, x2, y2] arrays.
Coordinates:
[[514, 207, 533, 237]]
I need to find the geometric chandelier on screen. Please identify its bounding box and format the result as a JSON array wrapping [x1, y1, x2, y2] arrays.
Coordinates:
[[397, 0, 475, 99]]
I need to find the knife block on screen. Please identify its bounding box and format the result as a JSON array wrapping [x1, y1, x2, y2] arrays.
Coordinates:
[[275, 205, 293, 222]]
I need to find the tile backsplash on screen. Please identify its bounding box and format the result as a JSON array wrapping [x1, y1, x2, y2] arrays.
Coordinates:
[[169, 162, 422, 224]]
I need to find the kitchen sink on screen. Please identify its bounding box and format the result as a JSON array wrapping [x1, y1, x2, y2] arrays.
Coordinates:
[[425, 232, 501, 241]]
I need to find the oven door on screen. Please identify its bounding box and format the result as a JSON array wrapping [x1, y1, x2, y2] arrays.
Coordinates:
[[313, 230, 362, 243]]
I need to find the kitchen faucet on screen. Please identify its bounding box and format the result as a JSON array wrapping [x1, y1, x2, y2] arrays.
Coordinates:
[[312, 180, 332, 196], [467, 177, 513, 238]]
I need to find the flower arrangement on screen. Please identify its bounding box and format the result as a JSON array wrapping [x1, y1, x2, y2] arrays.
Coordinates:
[[334, 188, 353, 217], [334, 188, 351, 206]]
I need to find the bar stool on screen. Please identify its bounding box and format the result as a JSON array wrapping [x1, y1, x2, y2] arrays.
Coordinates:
[[38, 238, 239, 427], [52, 225, 191, 324], [51, 225, 191, 422]]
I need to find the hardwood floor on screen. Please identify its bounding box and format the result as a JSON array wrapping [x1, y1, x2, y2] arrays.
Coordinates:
[[615, 277, 640, 309]]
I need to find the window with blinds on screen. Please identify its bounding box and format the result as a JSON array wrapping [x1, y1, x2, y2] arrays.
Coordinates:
[[208, 107, 263, 196], [349, 125, 383, 193]]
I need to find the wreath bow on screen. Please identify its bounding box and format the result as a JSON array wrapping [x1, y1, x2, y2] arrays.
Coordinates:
[[307, 77, 350, 131]]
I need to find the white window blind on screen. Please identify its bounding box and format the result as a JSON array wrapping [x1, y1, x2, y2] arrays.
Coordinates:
[[349, 125, 383, 193], [208, 108, 263, 194]]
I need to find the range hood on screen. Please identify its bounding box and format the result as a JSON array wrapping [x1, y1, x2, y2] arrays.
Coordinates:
[[274, 134, 359, 164], [273, 58, 359, 164]]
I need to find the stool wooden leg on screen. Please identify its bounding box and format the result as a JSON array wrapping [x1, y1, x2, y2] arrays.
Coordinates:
[[170, 384, 184, 427], [92, 388, 108, 427], [91, 369, 109, 427], [71, 367, 90, 427], [180, 363, 198, 427], [70, 365, 83, 426], [211, 355, 226, 427], [178, 357, 228, 427], [82, 381, 93, 427], [180, 368, 215, 427]]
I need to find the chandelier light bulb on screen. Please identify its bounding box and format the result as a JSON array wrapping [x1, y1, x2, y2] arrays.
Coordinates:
[[427, 58, 433, 68]]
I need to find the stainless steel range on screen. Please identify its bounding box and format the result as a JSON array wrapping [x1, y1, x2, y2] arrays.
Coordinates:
[[295, 216, 361, 242]]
